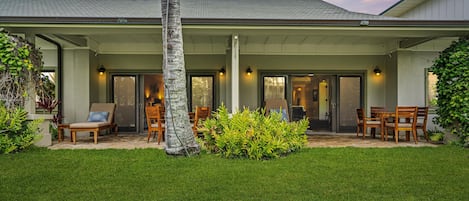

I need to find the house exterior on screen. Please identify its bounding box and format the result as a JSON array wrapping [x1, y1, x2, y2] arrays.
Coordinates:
[[1, 0, 468, 136]]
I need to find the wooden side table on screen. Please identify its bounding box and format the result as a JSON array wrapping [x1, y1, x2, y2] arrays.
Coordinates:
[[57, 124, 70, 143]]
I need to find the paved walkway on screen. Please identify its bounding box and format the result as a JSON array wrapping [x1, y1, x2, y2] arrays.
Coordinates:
[[48, 132, 438, 150]]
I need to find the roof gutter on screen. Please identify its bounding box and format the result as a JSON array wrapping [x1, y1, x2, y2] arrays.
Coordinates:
[[1, 16, 468, 28]]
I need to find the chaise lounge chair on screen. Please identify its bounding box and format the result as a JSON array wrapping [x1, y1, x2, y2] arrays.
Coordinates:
[[70, 103, 118, 144]]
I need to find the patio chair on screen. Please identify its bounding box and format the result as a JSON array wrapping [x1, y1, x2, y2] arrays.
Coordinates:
[[145, 104, 165, 144], [192, 106, 211, 137], [356, 108, 381, 139], [265, 98, 289, 121], [70, 103, 117, 144], [416, 107, 429, 142], [384, 106, 418, 144]]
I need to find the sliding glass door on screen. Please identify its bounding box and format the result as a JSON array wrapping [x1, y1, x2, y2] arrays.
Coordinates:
[[338, 76, 362, 132], [112, 75, 137, 132]]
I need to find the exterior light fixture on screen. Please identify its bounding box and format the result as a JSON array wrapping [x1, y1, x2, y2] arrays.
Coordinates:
[[98, 65, 106, 75], [246, 67, 253, 75], [373, 67, 382, 76], [219, 67, 226, 76]]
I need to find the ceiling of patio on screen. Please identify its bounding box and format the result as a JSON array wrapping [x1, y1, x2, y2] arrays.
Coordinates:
[[26, 25, 466, 56]]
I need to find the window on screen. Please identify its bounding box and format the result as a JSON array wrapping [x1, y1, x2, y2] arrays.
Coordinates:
[[263, 76, 286, 100], [426, 69, 438, 109]]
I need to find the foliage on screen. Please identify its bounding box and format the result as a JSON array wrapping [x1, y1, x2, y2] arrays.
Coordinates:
[[202, 104, 309, 160], [0, 28, 44, 110], [427, 128, 445, 142], [431, 36, 469, 147], [0, 103, 42, 154]]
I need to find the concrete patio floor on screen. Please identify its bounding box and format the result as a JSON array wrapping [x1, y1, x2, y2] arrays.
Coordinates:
[[48, 131, 438, 150]]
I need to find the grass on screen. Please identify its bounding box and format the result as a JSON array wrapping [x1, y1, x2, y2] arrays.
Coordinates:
[[1, 146, 468, 201]]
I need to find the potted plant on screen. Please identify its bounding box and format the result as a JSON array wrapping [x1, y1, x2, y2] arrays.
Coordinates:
[[428, 128, 445, 144]]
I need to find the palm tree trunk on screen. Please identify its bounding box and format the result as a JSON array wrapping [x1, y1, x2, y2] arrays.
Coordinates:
[[161, 0, 199, 155]]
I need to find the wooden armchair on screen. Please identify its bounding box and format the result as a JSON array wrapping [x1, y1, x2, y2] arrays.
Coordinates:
[[145, 105, 165, 144], [356, 108, 381, 139], [192, 106, 211, 137], [384, 106, 418, 144], [416, 107, 429, 142]]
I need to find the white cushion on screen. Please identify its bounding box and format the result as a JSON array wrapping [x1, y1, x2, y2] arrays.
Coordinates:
[[70, 122, 110, 128]]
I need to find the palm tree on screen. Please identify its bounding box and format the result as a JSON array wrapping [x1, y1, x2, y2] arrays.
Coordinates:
[[161, 0, 200, 155]]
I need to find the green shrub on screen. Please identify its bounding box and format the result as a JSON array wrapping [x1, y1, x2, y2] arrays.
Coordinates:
[[202, 105, 308, 160], [431, 36, 469, 147], [0, 103, 42, 154]]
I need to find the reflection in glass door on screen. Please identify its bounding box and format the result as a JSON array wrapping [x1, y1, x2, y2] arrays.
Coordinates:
[[338, 76, 361, 132], [190, 76, 214, 111], [263, 76, 286, 100], [112, 75, 136, 132]]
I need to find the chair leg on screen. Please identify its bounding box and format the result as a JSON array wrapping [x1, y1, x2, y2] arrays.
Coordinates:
[[93, 131, 98, 144], [72, 131, 76, 144], [356, 126, 360, 137], [157, 130, 163, 145], [412, 129, 418, 144], [384, 128, 388, 141], [394, 129, 399, 144], [362, 125, 367, 139], [147, 130, 152, 143]]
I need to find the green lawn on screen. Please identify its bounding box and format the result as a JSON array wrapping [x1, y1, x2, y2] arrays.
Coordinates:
[[1, 146, 468, 201]]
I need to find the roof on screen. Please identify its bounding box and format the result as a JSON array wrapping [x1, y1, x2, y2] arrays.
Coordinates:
[[0, 0, 397, 22]]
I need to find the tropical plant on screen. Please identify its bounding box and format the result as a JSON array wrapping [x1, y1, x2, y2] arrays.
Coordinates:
[[202, 105, 309, 160], [161, 0, 199, 156], [431, 36, 469, 147], [0, 103, 42, 154]]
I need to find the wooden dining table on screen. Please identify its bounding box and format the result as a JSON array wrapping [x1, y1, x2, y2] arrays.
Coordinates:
[[376, 111, 394, 141]]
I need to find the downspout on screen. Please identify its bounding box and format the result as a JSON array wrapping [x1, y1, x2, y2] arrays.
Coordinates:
[[35, 34, 63, 115]]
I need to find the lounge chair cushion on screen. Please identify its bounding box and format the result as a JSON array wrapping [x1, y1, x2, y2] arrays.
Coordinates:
[[87, 111, 109, 122], [70, 122, 110, 129]]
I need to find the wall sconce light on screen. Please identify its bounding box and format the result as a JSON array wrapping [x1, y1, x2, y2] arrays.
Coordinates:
[[98, 65, 106, 75], [246, 67, 253, 76], [373, 67, 382, 76], [219, 67, 226, 76]]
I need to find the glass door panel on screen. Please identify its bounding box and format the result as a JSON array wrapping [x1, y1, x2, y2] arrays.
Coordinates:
[[263, 76, 286, 100], [144, 74, 165, 106], [338, 76, 361, 132], [113, 75, 136, 132], [291, 76, 312, 122], [190, 76, 214, 111]]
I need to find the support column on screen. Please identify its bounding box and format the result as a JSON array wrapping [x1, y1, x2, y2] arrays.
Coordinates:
[[24, 33, 37, 114], [231, 34, 240, 113]]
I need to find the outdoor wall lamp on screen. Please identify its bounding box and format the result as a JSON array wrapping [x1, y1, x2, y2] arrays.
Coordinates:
[[373, 66, 382, 76], [98, 65, 106, 75], [219, 67, 226, 76], [246, 67, 253, 76]]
